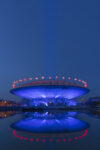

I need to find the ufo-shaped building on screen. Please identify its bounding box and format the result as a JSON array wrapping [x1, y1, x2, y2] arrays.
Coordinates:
[[10, 76, 89, 108]]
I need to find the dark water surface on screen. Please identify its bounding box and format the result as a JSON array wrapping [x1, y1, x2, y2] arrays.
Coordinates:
[[0, 110, 100, 150]]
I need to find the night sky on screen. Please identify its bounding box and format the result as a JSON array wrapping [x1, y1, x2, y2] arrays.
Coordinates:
[[0, 0, 100, 100]]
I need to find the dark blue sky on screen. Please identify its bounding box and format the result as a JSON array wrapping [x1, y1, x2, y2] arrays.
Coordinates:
[[0, 0, 100, 100]]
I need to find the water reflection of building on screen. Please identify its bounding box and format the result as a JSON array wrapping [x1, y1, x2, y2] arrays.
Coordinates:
[[0, 111, 17, 118], [88, 110, 100, 118], [12, 129, 88, 143], [11, 111, 89, 143]]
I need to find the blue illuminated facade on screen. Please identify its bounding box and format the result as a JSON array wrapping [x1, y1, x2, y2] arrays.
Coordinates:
[[10, 82, 89, 108], [10, 85, 89, 100]]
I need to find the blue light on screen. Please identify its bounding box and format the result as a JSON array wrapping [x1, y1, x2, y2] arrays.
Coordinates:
[[11, 113, 89, 134], [10, 85, 89, 100], [66, 100, 77, 106]]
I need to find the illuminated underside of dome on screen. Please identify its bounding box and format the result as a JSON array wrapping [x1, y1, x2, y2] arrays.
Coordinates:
[[10, 80, 89, 100]]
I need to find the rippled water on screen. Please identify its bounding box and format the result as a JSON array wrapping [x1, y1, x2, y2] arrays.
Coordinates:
[[0, 110, 100, 150]]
